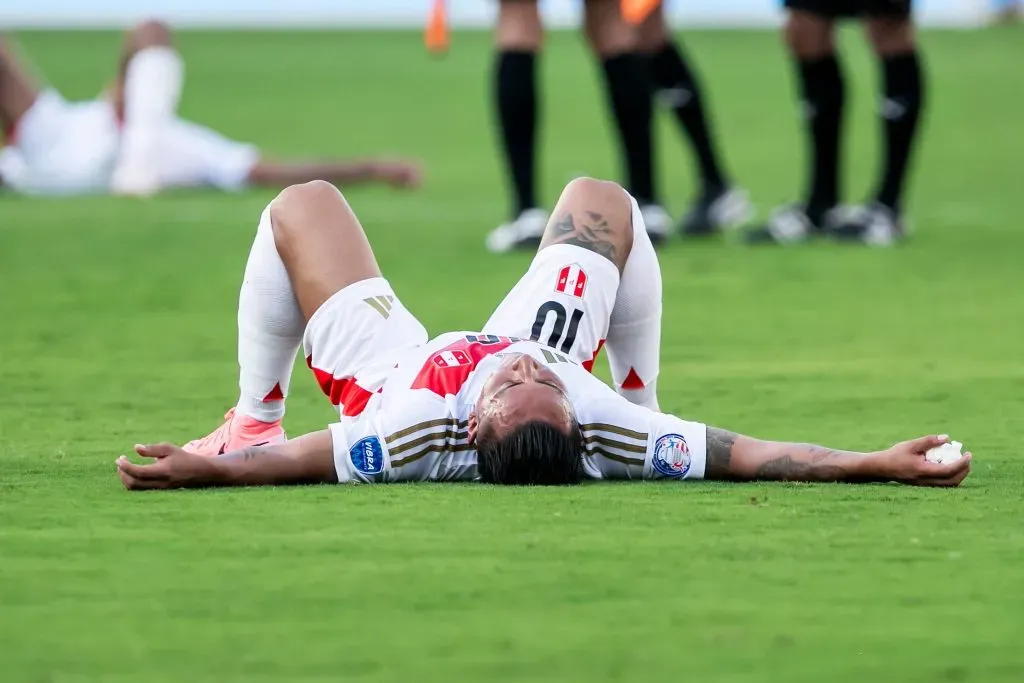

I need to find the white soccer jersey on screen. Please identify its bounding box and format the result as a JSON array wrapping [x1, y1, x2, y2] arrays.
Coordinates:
[[0, 90, 257, 195], [328, 332, 707, 484]]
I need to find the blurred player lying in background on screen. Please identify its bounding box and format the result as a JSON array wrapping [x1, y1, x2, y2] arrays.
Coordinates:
[[0, 21, 420, 197], [116, 177, 971, 490]]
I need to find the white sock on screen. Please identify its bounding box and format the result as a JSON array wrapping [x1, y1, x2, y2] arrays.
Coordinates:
[[605, 195, 662, 410], [235, 206, 305, 423], [123, 46, 183, 125], [119, 47, 184, 162]]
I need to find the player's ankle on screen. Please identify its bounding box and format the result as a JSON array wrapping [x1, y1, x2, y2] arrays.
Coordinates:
[[234, 399, 284, 425]]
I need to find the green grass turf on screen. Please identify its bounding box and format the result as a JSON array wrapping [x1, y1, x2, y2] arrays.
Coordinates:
[[1, 27, 1023, 682]]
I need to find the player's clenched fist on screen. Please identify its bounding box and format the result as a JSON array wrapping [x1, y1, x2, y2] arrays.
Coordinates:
[[869, 435, 972, 487]]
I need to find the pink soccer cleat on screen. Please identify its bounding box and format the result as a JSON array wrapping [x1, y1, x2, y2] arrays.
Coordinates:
[[182, 408, 286, 456]]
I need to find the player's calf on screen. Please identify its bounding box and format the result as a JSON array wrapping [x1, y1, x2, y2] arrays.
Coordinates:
[[863, 16, 915, 57], [185, 182, 394, 456], [539, 177, 634, 274], [784, 10, 836, 59]]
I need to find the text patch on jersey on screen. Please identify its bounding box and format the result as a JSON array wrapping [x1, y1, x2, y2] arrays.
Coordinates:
[[350, 436, 385, 476], [555, 264, 587, 299], [652, 434, 691, 478]]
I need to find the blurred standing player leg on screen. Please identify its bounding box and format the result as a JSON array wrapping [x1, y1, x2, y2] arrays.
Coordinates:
[[831, 3, 924, 244], [486, 0, 548, 251], [745, 6, 844, 244], [486, 0, 671, 252], [747, 1, 924, 246], [637, 5, 752, 236], [582, 0, 671, 242]]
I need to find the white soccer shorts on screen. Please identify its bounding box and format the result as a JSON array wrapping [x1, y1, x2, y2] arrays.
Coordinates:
[[482, 244, 621, 371], [302, 277, 428, 417]]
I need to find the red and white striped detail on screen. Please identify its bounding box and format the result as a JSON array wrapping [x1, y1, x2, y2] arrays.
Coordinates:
[[306, 356, 375, 417], [555, 264, 587, 299]]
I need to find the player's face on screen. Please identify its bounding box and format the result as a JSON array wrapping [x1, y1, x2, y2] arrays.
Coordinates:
[[472, 353, 574, 441]]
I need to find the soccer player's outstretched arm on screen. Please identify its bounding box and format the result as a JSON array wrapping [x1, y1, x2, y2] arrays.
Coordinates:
[[117, 430, 337, 490], [703, 428, 972, 487]]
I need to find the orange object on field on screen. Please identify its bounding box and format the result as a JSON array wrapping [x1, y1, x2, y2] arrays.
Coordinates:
[[621, 0, 661, 25], [425, 0, 450, 54]]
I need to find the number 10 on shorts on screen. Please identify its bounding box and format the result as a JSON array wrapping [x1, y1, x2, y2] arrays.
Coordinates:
[[531, 301, 583, 354]]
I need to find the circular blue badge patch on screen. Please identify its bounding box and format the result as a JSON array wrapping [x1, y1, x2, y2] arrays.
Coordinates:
[[652, 433, 691, 478]]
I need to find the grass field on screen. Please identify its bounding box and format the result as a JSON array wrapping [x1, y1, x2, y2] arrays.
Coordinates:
[[1, 27, 1023, 682]]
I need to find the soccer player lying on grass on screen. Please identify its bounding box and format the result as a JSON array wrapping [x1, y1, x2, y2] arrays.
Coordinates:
[[116, 177, 972, 490], [0, 22, 419, 197]]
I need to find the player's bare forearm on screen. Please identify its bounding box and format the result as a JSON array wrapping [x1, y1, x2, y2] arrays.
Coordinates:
[[117, 430, 337, 490], [703, 427, 972, 487], [247, 159, 421, 189], [704, 428, 877, 482], [210, 431, 336, 487]]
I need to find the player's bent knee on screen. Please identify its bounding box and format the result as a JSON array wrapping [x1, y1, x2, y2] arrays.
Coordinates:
[[784, 11, 834, 58], [637, 13, 670, 53], [557, 177, 634, 247], [864, 18, 915, 56], [582, 0, 637, 56], [274, 180, 344, 212], [268, 181, 344, 247], [128, 19, 174, 48], [560, 176, 628, 206], [496, 0, 543, 50]]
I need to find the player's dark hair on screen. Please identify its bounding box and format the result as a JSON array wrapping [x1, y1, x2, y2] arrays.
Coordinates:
[[477, 419, 585, 486]]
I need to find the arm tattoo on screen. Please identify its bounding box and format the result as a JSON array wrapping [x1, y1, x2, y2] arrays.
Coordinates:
[[705, 427, 738, 480], [217, 446, 264, 464], [703, 430, 862, 482], [543, 211, 618, 265], [753, 446, 848, 482]]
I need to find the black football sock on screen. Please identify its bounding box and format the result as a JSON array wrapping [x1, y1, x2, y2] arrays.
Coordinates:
[[876, 51, 924, 213], [600, 53, 655, 205], [495, 50, 539, 217], [646, 40, 726, 191], [796, 55, 845, 222]]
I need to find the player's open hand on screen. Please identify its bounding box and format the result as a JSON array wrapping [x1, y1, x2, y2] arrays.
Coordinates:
[[875, 435, 972, 487], [370, 160, 422, 189], [116, 443, 216, 491]]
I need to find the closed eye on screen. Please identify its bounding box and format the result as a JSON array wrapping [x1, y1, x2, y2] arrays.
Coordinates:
[[494, 380, 523, 398], [541, 380, 567, 396]]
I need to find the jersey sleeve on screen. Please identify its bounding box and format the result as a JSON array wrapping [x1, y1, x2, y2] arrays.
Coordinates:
[[562, 366, 707, 481], [328, 391, 476, 484], [328, 410, 392, 484]]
